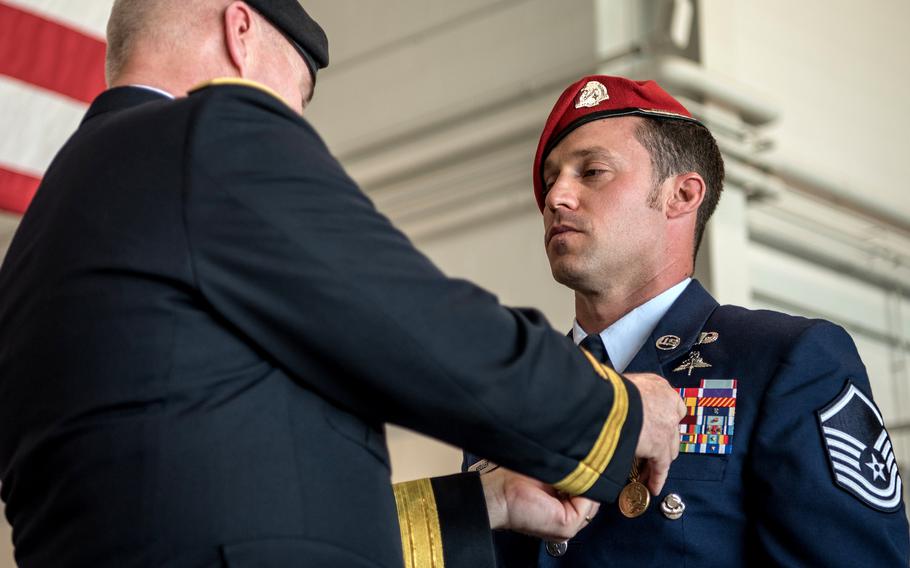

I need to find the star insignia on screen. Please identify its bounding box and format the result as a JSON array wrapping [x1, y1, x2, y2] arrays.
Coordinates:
[[865, 453, 887, 482], [673, 351, 712, 376]]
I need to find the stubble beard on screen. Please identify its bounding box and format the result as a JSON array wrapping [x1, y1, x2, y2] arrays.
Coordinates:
[[549, 247, 601, 294]]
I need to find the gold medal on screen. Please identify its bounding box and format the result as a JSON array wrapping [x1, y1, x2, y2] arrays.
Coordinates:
[[618, 460, 650, 518], [618, 480, 650, 518]]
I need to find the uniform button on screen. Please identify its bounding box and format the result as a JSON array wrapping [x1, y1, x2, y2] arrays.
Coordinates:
[[546, 540, 568, 557], [661, 493, 686, 520]]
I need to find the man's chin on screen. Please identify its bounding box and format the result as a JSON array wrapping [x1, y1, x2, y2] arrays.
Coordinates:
[[550, 263, 588, 290]]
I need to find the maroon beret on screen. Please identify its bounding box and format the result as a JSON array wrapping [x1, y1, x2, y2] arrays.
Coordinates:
[[532, 75, 699, 211]]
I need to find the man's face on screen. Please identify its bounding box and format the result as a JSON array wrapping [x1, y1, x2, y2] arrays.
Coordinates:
[[541, 116, 668, 292]]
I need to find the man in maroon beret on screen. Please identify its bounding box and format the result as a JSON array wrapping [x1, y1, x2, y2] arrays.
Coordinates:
[[471, 75, 909, 565]]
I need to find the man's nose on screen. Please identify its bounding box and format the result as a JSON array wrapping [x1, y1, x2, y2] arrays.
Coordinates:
[[545, 175, 579, 211]]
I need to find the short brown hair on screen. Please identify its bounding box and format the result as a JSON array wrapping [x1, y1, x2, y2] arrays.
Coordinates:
[[634, 118, 725, 259]]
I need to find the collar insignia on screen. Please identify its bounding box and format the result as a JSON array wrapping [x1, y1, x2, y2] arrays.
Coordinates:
[[673, 351, 712, 376], [656, 335, 681, 351], [696, 332, 719, 345]]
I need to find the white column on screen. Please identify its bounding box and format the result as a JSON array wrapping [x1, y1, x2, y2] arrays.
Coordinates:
[[698, 186, 752, 306]]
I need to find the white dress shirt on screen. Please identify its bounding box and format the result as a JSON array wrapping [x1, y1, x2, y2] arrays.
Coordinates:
[[130, 84, 175, 99], [572, 278, 691, 373]]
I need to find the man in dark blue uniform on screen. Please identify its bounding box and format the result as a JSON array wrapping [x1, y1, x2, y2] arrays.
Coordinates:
[[470, 75, 910, 565], [0, 3, 688, 568]]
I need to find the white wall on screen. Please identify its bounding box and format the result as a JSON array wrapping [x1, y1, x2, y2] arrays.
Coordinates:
[[702, 0, 910, 220], [303, 0, 598, 156], [0, 213, 17, 261]]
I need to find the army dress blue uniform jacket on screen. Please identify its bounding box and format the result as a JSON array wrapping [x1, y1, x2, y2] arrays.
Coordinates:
[[0, 82, 643, 568], [470, 280, 909, 566]]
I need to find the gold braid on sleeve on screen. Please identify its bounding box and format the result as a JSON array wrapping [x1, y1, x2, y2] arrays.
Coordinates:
[[553, 349, 629, 495], [393, 478, 446, 568]]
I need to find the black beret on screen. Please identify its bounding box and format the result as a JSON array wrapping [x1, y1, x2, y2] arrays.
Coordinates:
[[244, 0, 329, 82]]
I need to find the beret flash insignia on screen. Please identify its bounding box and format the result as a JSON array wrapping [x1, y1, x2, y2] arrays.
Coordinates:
[[575, 80, 609, 109]]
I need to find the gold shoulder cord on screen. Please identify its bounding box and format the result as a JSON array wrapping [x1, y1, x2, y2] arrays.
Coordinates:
[[187, 77, 288, 106], [393, 478, 446, 568], [553, 349, 629, 495]]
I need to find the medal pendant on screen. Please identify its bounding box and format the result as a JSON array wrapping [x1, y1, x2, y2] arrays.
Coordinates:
[[618, 480, 650, 518]]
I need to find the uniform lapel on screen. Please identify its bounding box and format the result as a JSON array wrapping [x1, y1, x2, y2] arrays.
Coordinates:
[[625, 280, 719, 386]]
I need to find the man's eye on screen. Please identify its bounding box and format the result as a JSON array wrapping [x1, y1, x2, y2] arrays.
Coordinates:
[[582, 169, 605, 178]]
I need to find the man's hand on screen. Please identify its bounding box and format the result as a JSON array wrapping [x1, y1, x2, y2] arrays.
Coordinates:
[[481, 468, 599, 541], [624, 372, 687, 495]]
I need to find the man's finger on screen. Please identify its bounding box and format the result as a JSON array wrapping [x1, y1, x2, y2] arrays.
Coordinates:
[[677, 398, 687, 419], [647, 457, 670, 495], [584, 500, 600, 522], [637, 466, 650, 491], [569, 496, 599, 521]]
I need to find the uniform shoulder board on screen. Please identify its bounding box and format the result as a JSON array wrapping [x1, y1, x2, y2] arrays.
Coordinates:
[[817, 380, 903, 512], [187, 77, 285, 104]]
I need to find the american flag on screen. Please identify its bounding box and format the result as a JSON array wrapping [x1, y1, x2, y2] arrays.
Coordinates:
[[1, 0, 113, 215]]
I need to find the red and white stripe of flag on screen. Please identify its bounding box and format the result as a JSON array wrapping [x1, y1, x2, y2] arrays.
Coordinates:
[[0, 0, 113, 215]]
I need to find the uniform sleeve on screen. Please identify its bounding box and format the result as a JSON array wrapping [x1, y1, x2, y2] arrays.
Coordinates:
[[394, 473, 495, 568], [746, 321, 909, 563], [180, 85, 641, 501]]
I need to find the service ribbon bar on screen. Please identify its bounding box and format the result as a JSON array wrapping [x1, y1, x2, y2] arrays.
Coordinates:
[[677, 379, 737, 455]]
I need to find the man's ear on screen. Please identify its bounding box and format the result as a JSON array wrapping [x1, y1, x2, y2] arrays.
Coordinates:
[[666, 172, 705, 220], [223, 1, 256, 76]]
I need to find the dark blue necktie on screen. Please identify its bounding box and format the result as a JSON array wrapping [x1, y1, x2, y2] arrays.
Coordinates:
[[580, 333, 613, 369]]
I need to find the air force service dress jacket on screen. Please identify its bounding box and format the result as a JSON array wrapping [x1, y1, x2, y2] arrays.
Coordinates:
[[472, 280, 910, 566], [0, 82, 641, 568]]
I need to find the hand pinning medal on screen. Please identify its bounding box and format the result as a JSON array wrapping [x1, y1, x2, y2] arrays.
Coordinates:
[[618, 460, 650, 518]]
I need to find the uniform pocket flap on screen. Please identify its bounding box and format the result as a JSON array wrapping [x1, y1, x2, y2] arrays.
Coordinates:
[[668, 453, 728, 481]]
